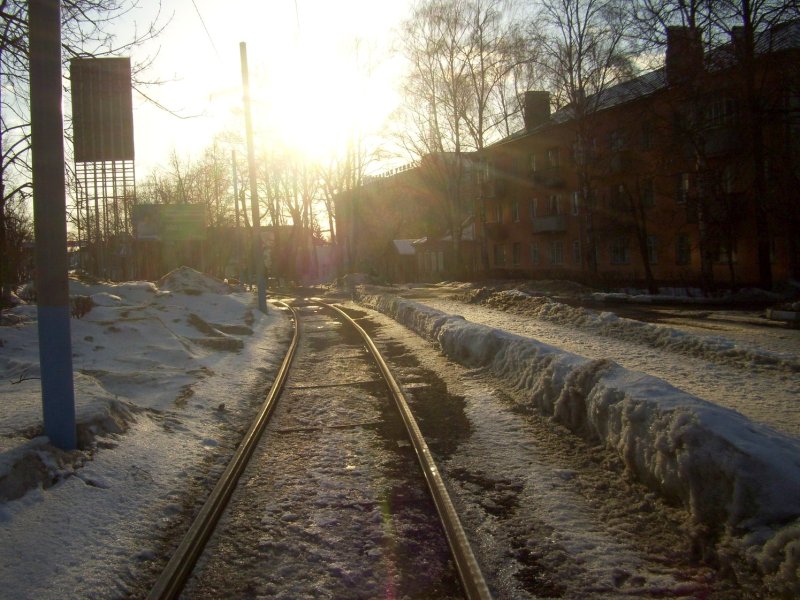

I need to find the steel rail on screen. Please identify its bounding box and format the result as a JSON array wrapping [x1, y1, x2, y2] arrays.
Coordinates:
[[147, 301, 299, 600], [323, 300, 493, 600]]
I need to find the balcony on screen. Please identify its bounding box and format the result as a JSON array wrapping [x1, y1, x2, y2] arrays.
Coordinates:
[[532, 215, 567, 233], [532, 166, 565, 188]]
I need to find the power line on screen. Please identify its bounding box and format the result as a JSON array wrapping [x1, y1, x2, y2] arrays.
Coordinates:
[[133, 85, 204, 120], [191, 0, 220, 58]]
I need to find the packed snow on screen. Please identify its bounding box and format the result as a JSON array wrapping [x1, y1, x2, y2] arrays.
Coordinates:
[[399, 284, 800, 437], [355, 286, 800, 592], [0, 267, 291, 598]]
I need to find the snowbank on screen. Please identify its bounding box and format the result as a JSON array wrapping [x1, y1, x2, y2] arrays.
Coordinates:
[[0, 267, 278, 505], [357, 288, 800, 590], [461, 287, 799, 372], [0, 268, 291, 597], [157, 265, 231, 295]]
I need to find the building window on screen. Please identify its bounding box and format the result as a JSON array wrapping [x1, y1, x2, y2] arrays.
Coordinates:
[[676, 173, 690, 204], [480, 159, 491, 182], [722, 165, 734, 194], [716, 241, 737, 264], [547, 147, 560, 167], [529, 198, 538, 220], [437, 251, 445, 271], [529, 153, 537, 173], [609, 129, 626, 152], [572, 239, 581, 264], [647, 235, 658, 264], [530, 243, 540, 265], [586, 188, 598, 209], [706, 96, 737, 128], [549, 194, 561, 215], [641, 121, 653, 150], [494, 244, 506, 266], [571, 191, 580, 215], [512, 243, 522, 266], [486, 201, 497, 223], [495, 201, 503, 223], [610, 237, 630, 265], [479, 160, 495, 197], [610, 184, 627, 211], [642, 178, 655, 208], [572, 140, 583, 165], [676, 234, 691, 265], [512, 199, 520, 222], [550, 240, 564, 265]]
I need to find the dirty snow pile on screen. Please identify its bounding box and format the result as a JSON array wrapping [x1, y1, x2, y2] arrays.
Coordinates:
[[357, 287, 800, 591], [459, 287, 799, 372], [0, 267, 290, 598]]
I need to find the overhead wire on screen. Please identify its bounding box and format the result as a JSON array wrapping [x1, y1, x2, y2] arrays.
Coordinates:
[[190, 0, 220, 59]]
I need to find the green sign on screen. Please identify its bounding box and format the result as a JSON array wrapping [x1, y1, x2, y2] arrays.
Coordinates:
[[160, 205, 206, 241], [133, 204, 206, 241]]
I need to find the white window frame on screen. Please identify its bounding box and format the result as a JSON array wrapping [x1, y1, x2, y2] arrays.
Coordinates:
[[550, 240, 564, 265]]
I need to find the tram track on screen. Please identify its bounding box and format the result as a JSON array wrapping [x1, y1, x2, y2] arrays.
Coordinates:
[[148, 298, 490, 599]]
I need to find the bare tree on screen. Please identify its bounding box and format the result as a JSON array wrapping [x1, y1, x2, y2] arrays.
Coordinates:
[[0, 0, 166, 297], [531, 0, 635, 277], [630, 0, 799, 289], [706, 0, 799, 289], [394, 0, 525, 276]]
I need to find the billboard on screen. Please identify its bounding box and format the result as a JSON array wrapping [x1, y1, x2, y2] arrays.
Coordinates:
[[132, 204, 207, 242], [70, 57, 135, 162], [160, 205, 207, 241]]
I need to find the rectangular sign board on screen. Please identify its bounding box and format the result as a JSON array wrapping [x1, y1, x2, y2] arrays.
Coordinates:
[[161, 204, 207, 241], [70, 57, 135, 162], [132, 204, 207, 241]]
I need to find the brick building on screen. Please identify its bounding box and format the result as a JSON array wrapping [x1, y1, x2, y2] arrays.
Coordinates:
[[476, 23, 800, 290], [336, 22, 799, 289]]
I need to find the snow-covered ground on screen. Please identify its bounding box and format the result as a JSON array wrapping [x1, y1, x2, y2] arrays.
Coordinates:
[[400, 284, 800, 437], [2, 272, 798, 596], [0, 268, 291, 598], [354, 283, 800, 594]]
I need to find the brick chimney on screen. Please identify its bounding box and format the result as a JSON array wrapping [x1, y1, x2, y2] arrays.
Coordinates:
[[665, 26, 703, 85], [523, 91, 550, 132]]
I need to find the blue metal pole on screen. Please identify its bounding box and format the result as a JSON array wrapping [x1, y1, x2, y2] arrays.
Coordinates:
[[30, 0, 77, 450]]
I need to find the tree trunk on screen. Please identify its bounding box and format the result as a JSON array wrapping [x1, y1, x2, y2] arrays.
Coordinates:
[[0, 199, 10, 302]]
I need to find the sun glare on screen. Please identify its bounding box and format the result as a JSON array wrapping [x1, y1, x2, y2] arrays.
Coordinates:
[[237, 0, 403, 164], [259, 67, 357, 159], [133, 0, 406, 173], [251, 45, 394, 163]]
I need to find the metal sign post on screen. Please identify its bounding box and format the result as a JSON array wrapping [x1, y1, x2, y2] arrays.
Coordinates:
[[29, 0, 77, 450]]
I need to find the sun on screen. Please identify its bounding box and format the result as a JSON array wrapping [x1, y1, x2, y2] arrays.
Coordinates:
[[249, 40, 398, 163]]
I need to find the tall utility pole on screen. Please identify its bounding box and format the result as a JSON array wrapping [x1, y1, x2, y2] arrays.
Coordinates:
[[231, 149, 240, 228], [231, 149, 246, 284], [29, 0, 77, 450], [240, 42, 267, 313]]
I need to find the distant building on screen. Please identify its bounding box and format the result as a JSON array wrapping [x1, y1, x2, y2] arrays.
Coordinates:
[[335, 155, 479, 280]]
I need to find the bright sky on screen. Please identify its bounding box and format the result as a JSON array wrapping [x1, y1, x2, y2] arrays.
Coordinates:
[[124, 0, 414, 176]]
